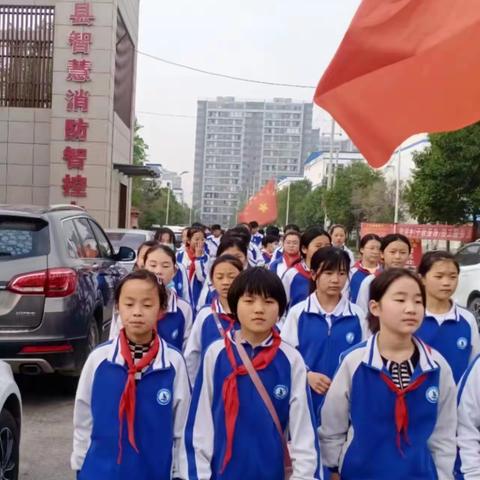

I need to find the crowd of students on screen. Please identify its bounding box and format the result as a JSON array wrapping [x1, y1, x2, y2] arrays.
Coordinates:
[[71, 220, 480, 479]]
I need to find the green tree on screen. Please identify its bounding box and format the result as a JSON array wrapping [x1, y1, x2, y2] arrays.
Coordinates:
[[132, 121, 149, 208], [405, 124, 480, 225], [277, 180, 312, 227], [299, 186, 326, 227]]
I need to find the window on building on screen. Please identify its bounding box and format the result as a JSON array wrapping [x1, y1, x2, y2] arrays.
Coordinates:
[[114, 11, 135, 128], [0, 5, 54, 108]]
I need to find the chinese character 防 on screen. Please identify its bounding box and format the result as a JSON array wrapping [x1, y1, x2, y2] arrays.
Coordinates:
[[68, 31, 92, 55], [63, 174, 87, 197], [63, 147, 87, 169], [66, 89, 89, 113], [65, 119, 89, 141], [70, 3, 95, 26], [67, 59, 92, 82]]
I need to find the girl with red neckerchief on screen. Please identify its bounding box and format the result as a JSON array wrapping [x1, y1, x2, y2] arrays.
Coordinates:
[[269, 230, 301, 278]]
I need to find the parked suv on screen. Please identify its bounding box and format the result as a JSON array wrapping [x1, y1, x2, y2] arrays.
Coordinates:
[[0, 205, 135, 376]]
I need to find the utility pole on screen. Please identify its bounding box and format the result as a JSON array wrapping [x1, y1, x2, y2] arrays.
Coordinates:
[[165, 185, 171, 225], [285, 182, 291, 225], [324, 116, 336, 229]]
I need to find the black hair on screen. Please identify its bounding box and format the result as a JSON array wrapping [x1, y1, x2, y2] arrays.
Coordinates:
[[232, 224, 252, 240], [329, 224, 348, 236], [381, 233, 411, 253], [191, 222, 205, 230], [360, 233, 382, 250], [217, 235, 248, 258], [367, 268, 426, 333], [310, 247, 351, 293], [228, 267, 287, 319], [135, 240, 159, 268], [300, 227, 332, 258], [144, 244, 176, 266], [187, 227, 205, 243], [210, 254, 244, 277], [211, 224, 222, 231], [249, 221, 259, 229], [224, 227, 251, 246], [284, 223, 300, 233], [265, 225, 280, 237], [418, 250, 460, 276], [114, 269, 168, 311], [154, 227, 175, 244], [262, 234, 279, 248]]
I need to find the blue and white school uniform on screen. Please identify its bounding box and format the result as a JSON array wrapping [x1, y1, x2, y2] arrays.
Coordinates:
[[349, 261, 380, 304], [416, 303, 480, 384], [196, 280, 216, 311], [282, 261, 312, 310], [269, 255, 295, 279], [71, 335, 191, 480], [180, 331, 322, 480], [183, 298, 239, 384], [319, 334, 457, 480], [272, 245, 283, 262], [206, 235, 221, 258], [176, 250, 211, 309], [173, 262, 192, 304], [109, 289, 193, 352], [282, 293, 367, 420], [353, 272, 375, 315], [456, 354, 480, 479], [248, 242, 265, 267], [251, 232, 263, 247]]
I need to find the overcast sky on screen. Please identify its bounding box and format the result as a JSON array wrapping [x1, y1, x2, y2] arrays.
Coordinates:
[[135, 0, 362, 205]]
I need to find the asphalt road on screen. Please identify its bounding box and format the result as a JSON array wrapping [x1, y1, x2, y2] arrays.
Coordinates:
[[16, 375, 76, 480]]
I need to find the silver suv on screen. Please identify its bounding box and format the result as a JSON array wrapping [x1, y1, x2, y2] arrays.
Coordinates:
[[0, 205, 135, 376]]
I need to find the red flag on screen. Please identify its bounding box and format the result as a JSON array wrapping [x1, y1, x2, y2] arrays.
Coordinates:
[[238, 179, 277, 225], [314, 0, 480, 168]]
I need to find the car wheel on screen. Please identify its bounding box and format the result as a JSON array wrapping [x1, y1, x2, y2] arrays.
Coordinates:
[[468, 295, 480, 328], [0, 410, 19, 480]]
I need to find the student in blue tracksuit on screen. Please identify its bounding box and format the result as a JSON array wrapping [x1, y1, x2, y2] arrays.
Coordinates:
[[205, 224, 222, 258], [181, 268, 321, 480], [416, 251, 480, 384], [349, 233, 382, 303], [176, 227, 210, 310], [319, 268, 457, 480], [456, 354, 480, 479], [184, 255, 244, 383], [329, 224, 355, 266], [261, 234, 279, 266], [282, 226, 331, 310], [72, 269, 191, 480], [269, 230, 301, 278], [355, 233, 411, 315], [282, 247, 367, 423], [249, 221, 263, 247]]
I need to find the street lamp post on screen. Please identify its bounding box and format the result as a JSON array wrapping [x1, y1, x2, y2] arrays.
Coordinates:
[[164, 170, 189, 226]]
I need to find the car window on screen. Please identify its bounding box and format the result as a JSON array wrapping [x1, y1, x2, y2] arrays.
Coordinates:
[[106, 232, 147, 251], [455, 244, 480, 267], [0, 216, 49, 259], [73, 218, 100, 259], [89, 221, 113, 258], [62, 220, 83, 259]]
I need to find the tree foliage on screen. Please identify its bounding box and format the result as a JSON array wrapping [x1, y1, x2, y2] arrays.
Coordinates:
[[405, 124, 480, 224]]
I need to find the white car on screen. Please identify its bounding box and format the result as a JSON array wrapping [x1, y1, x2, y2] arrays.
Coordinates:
[[0, 361, 21, 479], [454, 241, 480, 325], [105, 229, 154, 271]]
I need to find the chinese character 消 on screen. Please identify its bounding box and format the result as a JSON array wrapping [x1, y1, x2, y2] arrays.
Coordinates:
[[70, 3, 95, 26], [68, 31, 92, 55], [66, 89, 89, 113], [65, 119, 89, 141], [63, 174, 87, 197], [63, 147, 87, 169], [66, 59, 92, 82]]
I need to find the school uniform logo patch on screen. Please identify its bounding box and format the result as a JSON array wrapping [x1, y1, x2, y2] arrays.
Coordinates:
[[157, 388, 172, 406], [273, 385, 289, 400], [345, 332, 355, 344], [457, 337, 468, 350], [425, 386, 439, 404], [171, 329, 179, 340]]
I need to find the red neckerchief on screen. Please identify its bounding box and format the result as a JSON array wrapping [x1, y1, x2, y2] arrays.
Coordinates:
[[117, 329, 160, 463], [221, 329, 281, 472], [294, 261, 311, 280], [380, 372, 427, 455], [186, 247, 196, 281], [283, 252, 301, 269]]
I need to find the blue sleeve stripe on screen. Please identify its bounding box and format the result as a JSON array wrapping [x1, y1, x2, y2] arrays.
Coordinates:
[[458, 354, 480, 404]]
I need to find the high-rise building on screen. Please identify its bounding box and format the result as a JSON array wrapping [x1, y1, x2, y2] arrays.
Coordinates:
[[193, 97, 318, 226]]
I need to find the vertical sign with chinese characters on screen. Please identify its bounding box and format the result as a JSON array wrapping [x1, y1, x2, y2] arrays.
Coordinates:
[[62, 3, 95, 199]]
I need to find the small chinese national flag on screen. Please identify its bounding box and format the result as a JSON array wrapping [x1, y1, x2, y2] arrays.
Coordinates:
[[238, 179, 277, 226], [314, 0, 480, 168]]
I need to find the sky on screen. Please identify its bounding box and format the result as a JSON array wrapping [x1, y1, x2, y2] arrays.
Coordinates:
[[135, 0, 362, 206]]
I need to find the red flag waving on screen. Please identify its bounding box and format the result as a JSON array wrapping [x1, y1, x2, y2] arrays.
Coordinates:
[[314, 0, 480, 168], [238, 179, 277, 225]]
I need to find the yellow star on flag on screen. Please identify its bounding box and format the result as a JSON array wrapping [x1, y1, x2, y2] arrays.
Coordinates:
[[258, 203, 268, 213]]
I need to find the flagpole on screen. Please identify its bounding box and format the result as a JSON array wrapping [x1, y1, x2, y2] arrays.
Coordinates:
[[285, 182, 291, 225], [393, 146, 402, 232]]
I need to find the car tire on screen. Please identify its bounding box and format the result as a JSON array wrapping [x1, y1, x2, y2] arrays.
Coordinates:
[[0, 409, 20, 480], [468, 295, 480, 329]]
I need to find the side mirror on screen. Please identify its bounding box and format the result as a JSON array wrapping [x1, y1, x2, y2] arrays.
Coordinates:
[[114, 246, 136, 262]]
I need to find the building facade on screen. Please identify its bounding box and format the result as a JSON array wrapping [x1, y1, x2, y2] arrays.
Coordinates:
[[192, 97, 318, 226], [0, 0, 151, 227]]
